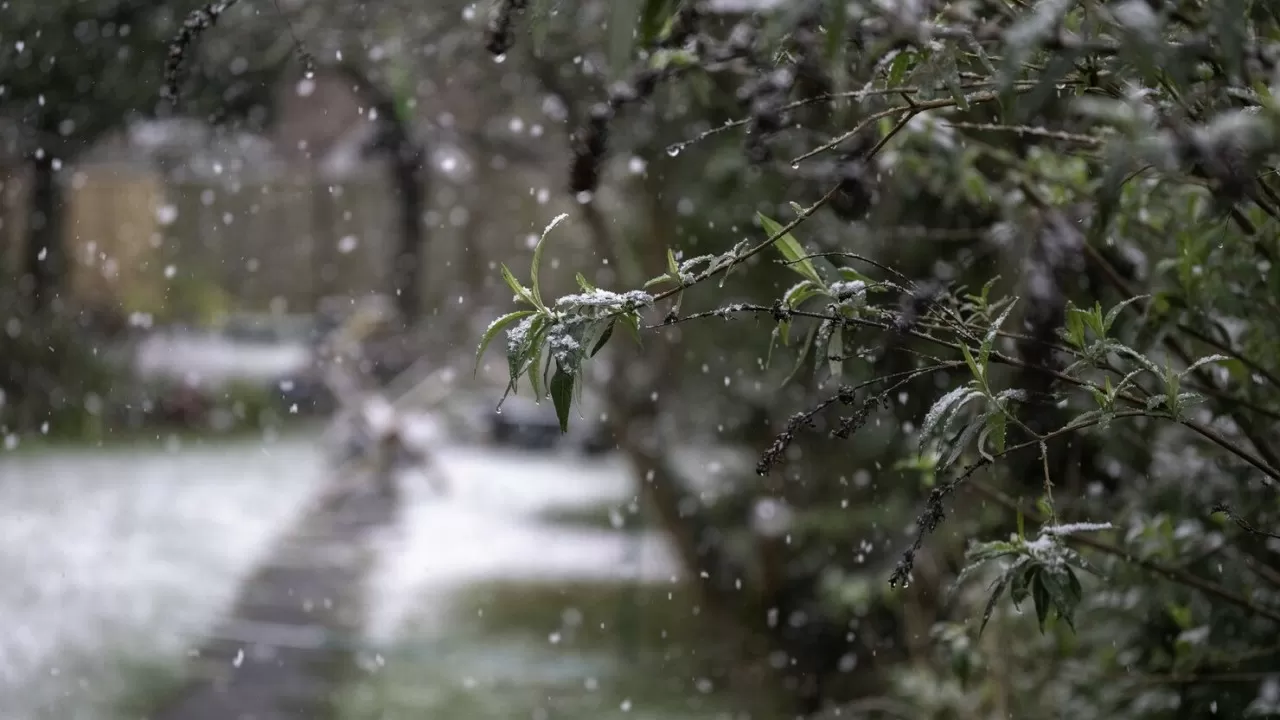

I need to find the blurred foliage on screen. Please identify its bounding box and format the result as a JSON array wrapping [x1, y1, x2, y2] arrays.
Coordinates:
[[475, 0, 1280, 717]]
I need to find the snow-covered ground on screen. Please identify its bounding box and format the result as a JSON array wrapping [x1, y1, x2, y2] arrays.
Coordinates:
[[0, 424, 725, 720], [0, 435, 325, 720]]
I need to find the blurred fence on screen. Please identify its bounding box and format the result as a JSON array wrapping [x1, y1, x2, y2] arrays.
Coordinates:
[[1, 156, 598, 335], [0, 163, 413, 319]]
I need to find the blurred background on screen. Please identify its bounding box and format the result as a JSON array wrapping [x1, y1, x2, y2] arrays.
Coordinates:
[[13, 0, 1279, 718], [0, 1, 867, 719]]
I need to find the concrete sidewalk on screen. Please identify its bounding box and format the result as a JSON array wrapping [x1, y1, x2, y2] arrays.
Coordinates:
[[150, 480, 400, 720]]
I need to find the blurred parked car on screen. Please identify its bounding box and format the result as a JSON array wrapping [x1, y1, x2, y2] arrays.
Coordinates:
[[132, 312, 332, 414]]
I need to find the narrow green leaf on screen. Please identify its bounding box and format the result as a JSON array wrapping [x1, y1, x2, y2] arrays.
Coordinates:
[[1181, 354, 1230, 379], [759, 213, 824, 286], [981, 300, 1017, 370], [1010, 563, 1036, 609], [1103, 295, 1149, 333], [978, 572, 1013, 637], [979, 410, 1007, 460], [501, 264, 538, 307], [667, 248, 680, 275], [886, 51, 912, 88], [530, 212, 569, 308], [1064, 305, 1086, 348], [590, 321, 616, 357], [1039, 570, 1078, 631], [960, 344, 982, 382], [576, 272, 596, 292], [920, 386, 979, 449], [621, 312, 643, 345], [1032, 573, 1053, 632], [836, 267, 873, 284], [549, 364, 575, 434], [528, 342, 545, 400], [475, 310, 537, 376], [785, 280, 823, 309], [506, 315, 548, 397], [941, 418, 984, 471]]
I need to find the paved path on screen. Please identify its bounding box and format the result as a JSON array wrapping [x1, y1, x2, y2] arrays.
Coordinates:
[[150, 478, 400, 720]]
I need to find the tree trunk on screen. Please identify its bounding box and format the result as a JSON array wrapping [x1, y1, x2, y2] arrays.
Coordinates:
[[389, 142, 425, 324], [23, 152, 63, 314], [335, 63, 428, 325]]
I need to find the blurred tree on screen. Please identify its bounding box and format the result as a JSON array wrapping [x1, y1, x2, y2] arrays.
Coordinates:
[[481, 0, 1280, 716], [0, 0, 286, 314]]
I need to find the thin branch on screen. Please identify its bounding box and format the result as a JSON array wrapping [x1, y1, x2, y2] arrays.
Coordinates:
[[1213, 503, 1280, 541], [966, 480, 1280, 625]]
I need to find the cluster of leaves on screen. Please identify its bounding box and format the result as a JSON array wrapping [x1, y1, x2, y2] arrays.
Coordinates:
[[954, 519, 1110, 636], [473, 0, 1280, 715], [475, 214, 648, 431]]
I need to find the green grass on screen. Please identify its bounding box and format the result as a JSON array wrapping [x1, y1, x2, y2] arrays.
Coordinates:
[[534, 500, 655, 533], [2, 417, 326, 455], [334, 580, 786, 720], [108, 656, 191, 720]]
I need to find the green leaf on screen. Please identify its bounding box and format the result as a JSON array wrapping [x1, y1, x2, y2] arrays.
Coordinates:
[[979, 410, 1007, 460], [1032, 572, 1053, 631], [784, 280, 824, 309], [981, 300, 1017, 369], [667, 248, 680, 275], [1103, 295, 1148, 333], [530, 212, 568, 308], [1181, 354, 1230, 379], [960, 344, 982, 383], [837, 267, 873, 284], [506, 315, 548, 398], [920, 386, 980, 449], [759, 213, 824, 287], [549, 363, 575, 434], [475, 310, 537, 376], [620, 312, 643, 345], [590, 321, 616, 357], [886, 51, 913, 88], [502, 264, 538, 307], [1064, 304, 1087, 348], [941, 417, 985, 471], [528, 341, 545, 400], [978, 571, 1013, 637], [1010, 562, 1036, 609], [576, 272, 597, 292], [1039, 570, 1079, 631]]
